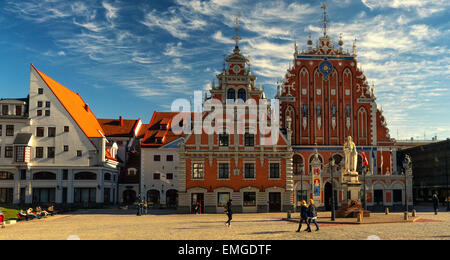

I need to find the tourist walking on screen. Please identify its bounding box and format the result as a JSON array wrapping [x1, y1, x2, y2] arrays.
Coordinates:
[[225, 199, 233, 227], [308, 199, 319, 232], [296, 200, 311, 232], [432, 193, 439, 215]]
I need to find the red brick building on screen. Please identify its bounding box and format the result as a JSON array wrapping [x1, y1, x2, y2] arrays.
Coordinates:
[[277, 7, 412, 211], [177, 37, 293, 213]]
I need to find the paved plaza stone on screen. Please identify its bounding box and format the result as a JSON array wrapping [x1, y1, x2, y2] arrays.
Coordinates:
[[0, 209, 448, 240]]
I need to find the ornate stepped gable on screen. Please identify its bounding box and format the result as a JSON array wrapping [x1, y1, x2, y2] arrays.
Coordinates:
[[277, 8, 393, 147]]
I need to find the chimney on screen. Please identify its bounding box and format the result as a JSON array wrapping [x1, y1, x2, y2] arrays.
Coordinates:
[[84, 104, 89, 112], [119, 116, 124, 127]]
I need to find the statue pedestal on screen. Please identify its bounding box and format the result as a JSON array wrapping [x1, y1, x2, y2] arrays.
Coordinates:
[[336, 171, 371, 218]]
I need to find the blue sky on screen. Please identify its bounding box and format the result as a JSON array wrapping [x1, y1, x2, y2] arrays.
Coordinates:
[[0, 0, 449, 140]]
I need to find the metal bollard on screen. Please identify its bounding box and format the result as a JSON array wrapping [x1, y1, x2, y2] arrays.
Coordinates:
[[412, 209, 416, 217], [357, 211, 363, 223], [404, 212, 409, 220], [287, 211, 291, 219], [385, 207, 389, 215]]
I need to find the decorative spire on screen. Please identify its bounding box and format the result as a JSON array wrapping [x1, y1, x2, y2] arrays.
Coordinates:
[[352, 37, 357, 57], [321, 4, 328, 36], [233, 13, 241, 48]]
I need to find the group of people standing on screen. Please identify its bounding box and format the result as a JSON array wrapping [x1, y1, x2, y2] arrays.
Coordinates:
[[136, 200, 149, 216], [297, 199, 319, 233]]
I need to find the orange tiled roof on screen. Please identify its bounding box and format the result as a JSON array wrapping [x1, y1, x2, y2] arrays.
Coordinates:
[[32, 64, 105, 139], [137, 124, 148, 139], [98, 118, 140, 138], [141, 112, 191, 148]]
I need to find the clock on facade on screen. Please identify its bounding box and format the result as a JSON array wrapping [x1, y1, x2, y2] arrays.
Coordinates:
[[232, 65, 241, 74]]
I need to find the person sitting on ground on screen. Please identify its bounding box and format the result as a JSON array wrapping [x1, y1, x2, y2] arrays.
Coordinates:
[[35, 206, 47, 218], [18, 210, 29, 221], [47, 205, 55, 216], [27, 208, 39, 220], [0, 208, 5, 228]]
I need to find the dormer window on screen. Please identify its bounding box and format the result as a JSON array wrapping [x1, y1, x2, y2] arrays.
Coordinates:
[[227, 89, 235, 101], [127, 168, 137, 176], [160, 124, 168, 130], [238, 89, 247, 102], [155, 138, 163, 144]]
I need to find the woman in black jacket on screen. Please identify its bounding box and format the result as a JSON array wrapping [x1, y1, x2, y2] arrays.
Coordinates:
[[296, 200, 311, 232], [225, 199, 233, 227], [308, 199, 319, 232]]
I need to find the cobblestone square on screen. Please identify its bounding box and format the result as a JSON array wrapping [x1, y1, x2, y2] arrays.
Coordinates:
[[0, 208, 448, 240]]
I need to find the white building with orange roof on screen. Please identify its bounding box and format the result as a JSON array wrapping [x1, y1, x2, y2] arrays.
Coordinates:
[[140, 112, 187, 208], [0, 65, 119, 207]]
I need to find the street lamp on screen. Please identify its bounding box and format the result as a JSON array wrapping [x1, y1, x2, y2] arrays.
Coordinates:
[[363, 165, 367, 211], [329, 157, 336, 221], [300, 163, 304, 202], [403, 155, 410, 213]]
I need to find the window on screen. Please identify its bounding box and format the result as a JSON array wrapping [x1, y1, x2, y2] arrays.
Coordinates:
[[297, 190, 308, 202], [45, 101, 51, 108], [63, 169, 68, 180], [154, 155, 161, 161], [0, 188, 13, 204], [238, 89, 247, 102], [192, 163, 204, 180], [219, 134, 229, 147], [217, 192, 230, 207], [37, 101, 43, 108], [244, 163, 255, 179], [0, 125, 2, 136], [64, 126, 70, 132], [127, 169, 136, 176], [37, 110, 42, 116], [77, 150, 83, 157], [244, 133, 255, 147], [6, 125, 14, 136], [167, 155, 174, 161], [166, 173, 174, 180], [36, 127, 44, 137], [32, 188, 56, 204], [0, 172, 14, 180], [104, 173, 112, 181], [243, 192, 256, 207], [48, 127, 56, 137], [269, 163, 280, 179], [20, 170, 27, 180], [45, 110, 50, 116], [5, 146, 13, 158], [74, 188, 96, 203], [153, 173, 161, 180], [36, 147, 44, 158], [33, 172, 56, 180], [15, 146, 26, 163], [74, 172, 96, 180], [2, 105, 8, 116], [15, 106, 22, 116], [64, 145, 69, 152], [47, 147, 55, 158], [293, 155, 304, 176], [227, 89, 236, 101], [38, 88, 44, 94], [218, 163, 229, 179]]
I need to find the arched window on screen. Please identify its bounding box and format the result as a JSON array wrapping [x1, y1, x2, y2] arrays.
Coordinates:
[[358, 107, 368, 141], [74, 172, 97, 180], [227, 89, 235, 101], [238, 89, 246, 102], [33, 172, 56, 180], [0, 172, 14, 180], [104, 172, 112, 181], [293, 155, 304, 175]]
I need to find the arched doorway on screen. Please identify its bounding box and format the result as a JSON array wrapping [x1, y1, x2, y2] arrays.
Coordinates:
[[147, 190, 160, 207], [166, 189, 178, 209], [123, 190, 136, 205], [324, 182, 338, 211]]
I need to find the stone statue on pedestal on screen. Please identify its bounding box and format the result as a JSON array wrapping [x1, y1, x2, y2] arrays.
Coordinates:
[[344, 136, 358, 172]]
